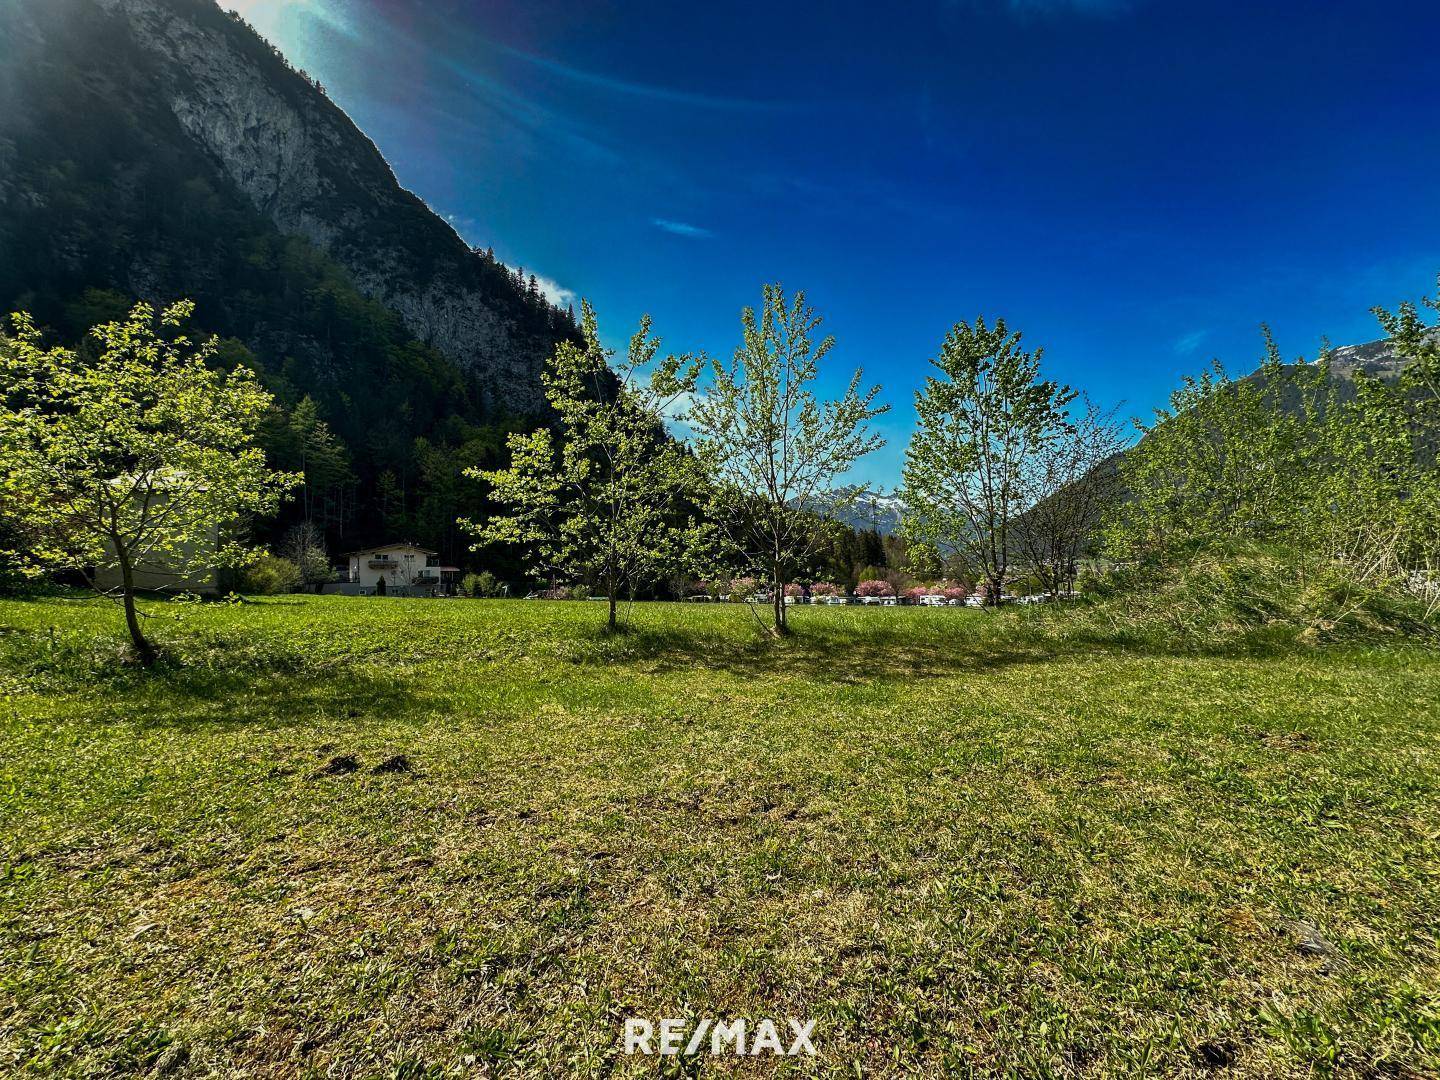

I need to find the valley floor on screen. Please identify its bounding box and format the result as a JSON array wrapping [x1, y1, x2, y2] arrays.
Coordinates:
[[2, 595, 1438, 1077]]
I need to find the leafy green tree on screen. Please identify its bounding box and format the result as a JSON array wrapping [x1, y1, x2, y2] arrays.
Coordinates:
[[687, 284, 887, 634], [1106, 338, 1319, 558], [462, 302, 704, 631], [902, 540, 943, 581], [1374, 275, 1440, 433], [1370, 277, 1440, 578], [901, 317, 1074, 604], [1102, 326, 1421, 575], [0, 301, 297, 663], [1104, 301, 1440, 590]]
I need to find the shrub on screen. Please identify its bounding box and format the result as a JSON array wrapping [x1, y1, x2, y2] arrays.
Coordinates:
[[462, 570, 504, 598], [1057, 543, 1434, 648], [856, 579, 894, 597], [240, 554, 301, 595]]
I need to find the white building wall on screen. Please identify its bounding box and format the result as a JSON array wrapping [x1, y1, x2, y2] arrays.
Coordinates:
[[347, 545, 439, 589]]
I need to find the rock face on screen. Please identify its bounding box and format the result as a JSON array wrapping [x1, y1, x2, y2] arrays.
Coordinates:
[[1322, 333, 1432, 384], [51, 0, 562, 411]]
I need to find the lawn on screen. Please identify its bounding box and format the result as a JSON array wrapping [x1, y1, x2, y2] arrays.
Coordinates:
[[1, 594, 1438, 1077]]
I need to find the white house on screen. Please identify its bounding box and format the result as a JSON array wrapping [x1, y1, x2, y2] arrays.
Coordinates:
[[345, 543, 444, 590]]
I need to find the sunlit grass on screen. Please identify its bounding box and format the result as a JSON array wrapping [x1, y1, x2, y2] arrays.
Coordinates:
[[2, 594, 1438, 1076]]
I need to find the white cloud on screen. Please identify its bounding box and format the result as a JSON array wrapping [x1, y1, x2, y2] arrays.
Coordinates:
[[530, 273, 577, 310], [652, 218, 713, 239], [225, 0, 358, 40], [1173, 329, 1208, 356], [441, 211, 578, 310]]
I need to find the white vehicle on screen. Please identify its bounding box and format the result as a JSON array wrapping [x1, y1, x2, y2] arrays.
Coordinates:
[[918, 594, 947, 607]]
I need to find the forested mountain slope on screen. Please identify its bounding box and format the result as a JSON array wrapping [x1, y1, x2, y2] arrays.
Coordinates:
[[0, 0, 580, 564]]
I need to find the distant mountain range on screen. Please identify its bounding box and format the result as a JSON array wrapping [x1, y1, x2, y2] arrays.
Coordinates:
[[808, 487, 907, 534]]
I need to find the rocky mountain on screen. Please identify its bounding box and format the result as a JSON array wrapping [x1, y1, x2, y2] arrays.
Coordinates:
[[0, 0, 571, 414], [808, 486, 907, 535], [1321, 334, 1426, 383]]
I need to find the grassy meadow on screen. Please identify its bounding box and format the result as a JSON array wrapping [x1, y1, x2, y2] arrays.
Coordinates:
[[1, 593, 1438, 1077]]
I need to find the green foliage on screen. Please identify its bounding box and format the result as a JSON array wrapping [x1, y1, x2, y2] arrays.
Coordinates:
[[240, 553, 302, 595], [0, 300, 298, 660], [1107, 304, 1439, 585], [687, 284, 888, 632], [901, 316, 1075, 601], [1059, 543, 1434, 650], [463, 302, 705, 630], [461, 570, 504, 598]]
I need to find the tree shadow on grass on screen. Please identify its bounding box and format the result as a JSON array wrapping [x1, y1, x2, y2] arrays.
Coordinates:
[[561, 607, 1397, 685], [110, 664, 423, 732], [562, 616, 1067, 684], [4, 627, 425, 732]]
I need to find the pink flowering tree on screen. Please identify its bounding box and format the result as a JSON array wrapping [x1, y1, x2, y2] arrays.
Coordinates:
[[905, 585, 932, 601], [784, 582, 805, 598], [934, 578, 970, 602], [810, 582, 841, 597], [728, 575, 759, 601], [855, 579, 895, 598]]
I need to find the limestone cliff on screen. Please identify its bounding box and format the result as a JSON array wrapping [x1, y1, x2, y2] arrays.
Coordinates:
[[1, 0, 567, 413]]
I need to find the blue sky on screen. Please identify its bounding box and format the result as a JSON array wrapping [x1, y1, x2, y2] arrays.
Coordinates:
[[229, 0, 1440, 487]]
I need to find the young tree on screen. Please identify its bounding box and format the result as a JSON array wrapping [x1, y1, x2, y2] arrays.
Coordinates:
[[1105, 332, 1340, 562], [901, 317, 1074, 604], [281, 520, 331, 588], [1014, 397, 1127, 596], [461, 301, 704, 632], [686, 284, 887, 634], [0, 301, 298, 663]]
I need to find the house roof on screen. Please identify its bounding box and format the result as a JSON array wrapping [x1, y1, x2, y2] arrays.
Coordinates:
[[343, 542, 439, 556]]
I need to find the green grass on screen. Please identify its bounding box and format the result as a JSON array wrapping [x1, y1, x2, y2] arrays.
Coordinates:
[[2, 594, 1438, 1077]]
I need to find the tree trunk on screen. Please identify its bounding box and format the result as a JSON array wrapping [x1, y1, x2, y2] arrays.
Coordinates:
[[608, 588, 618, 633], [772, 571, 789, 635], [117, 550, 155, 666]]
